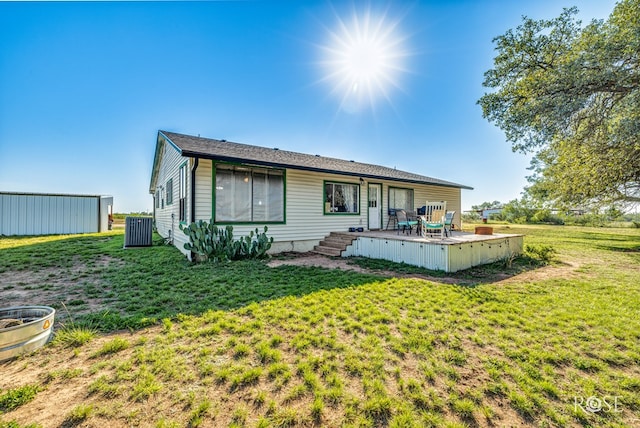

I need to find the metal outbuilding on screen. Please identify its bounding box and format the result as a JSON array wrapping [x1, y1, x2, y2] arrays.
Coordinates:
[[0, 192, 113, 236]]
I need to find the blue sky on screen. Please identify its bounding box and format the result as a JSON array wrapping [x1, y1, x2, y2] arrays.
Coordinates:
[[0, 0, 616, 213]]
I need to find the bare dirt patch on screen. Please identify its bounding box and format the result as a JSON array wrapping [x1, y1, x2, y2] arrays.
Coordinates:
[[267, 252, 466, 283], [0, 256, 123, 323], [268, 252, 373, 273]]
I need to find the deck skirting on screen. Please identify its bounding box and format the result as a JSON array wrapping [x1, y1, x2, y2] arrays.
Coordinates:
[[342, 233, 524, 272]]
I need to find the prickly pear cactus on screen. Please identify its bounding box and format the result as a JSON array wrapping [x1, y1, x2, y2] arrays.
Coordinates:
[[180, 221, 273, 262]]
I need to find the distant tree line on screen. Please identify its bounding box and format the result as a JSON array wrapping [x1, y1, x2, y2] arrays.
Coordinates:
[[464, 200, 640, 227], [112, 212, 152, 220]]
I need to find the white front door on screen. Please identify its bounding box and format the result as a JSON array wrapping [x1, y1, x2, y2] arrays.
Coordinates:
[[368, 184, 382, 230]]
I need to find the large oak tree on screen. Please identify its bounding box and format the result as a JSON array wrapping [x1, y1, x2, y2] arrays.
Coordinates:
[[478, 0, 639, 207]]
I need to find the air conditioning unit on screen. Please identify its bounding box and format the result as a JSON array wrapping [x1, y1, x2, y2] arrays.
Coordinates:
[[124, 217, 153, 247]]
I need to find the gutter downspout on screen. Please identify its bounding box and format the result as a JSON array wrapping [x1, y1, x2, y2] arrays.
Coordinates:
[[191, 158, 199, 223]]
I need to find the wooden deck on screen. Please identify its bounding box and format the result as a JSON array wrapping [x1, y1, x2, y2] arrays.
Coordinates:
[[334, 229, 524, 272]]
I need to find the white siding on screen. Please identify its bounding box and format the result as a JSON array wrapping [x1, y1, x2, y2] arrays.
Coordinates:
[[194, 159, 212, 221], [0, 193, 100, 236], [185, 166, 464, 254], [153, 141, 190, 254], [161, 159, 461, 253]]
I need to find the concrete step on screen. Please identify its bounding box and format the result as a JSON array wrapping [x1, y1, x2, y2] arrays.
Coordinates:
[[319, 239, 346, 249], [312, 231, 358, 257], [313, 245, 343, 257], [328, 233, 358, 244]]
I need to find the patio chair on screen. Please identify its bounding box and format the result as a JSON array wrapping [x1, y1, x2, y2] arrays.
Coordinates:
[[396, 209, 418, 235], [420, 201, 447, 239], [444, 210, 456, 237], [386, 208, 398, 230]]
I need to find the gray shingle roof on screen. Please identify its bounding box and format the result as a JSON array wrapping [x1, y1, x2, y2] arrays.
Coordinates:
[[160, 130, 472, 190]]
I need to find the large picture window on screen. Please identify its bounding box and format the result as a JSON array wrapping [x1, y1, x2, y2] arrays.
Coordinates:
[[324, 181, 360, 214], [215, 164, 284, 223], [389, 187, 413, 212]]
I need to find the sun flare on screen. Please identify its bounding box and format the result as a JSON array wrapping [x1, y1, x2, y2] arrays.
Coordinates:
[[319, 5, 409, 113]]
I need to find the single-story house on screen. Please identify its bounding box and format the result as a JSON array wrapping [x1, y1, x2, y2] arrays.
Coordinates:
[[149, 130, 474, 257]]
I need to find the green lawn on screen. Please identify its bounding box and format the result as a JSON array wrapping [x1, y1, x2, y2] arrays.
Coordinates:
[[0, 225, 639, 427]]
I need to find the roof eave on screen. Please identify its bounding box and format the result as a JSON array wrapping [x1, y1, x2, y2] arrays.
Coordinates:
[[181, 150, 473, 190], [149, 133, 170, 194]]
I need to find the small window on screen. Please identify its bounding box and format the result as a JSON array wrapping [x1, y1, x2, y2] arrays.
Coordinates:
[[155, 190, 160, 209], [166, 179, 173, 205], [324, 181, 360, 214]]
